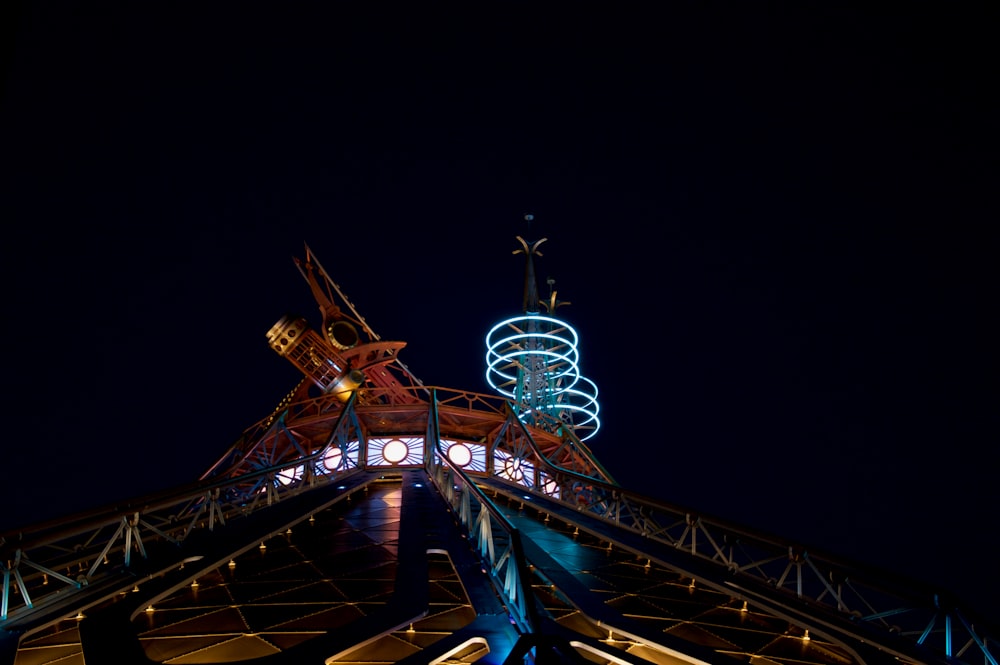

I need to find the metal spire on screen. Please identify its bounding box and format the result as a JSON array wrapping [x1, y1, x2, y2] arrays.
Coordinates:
[[513, 213, 547, 313]]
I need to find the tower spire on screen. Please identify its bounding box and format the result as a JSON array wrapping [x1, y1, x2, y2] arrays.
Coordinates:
[[513, 213, 546, 313], [488, 222, 602, 442]]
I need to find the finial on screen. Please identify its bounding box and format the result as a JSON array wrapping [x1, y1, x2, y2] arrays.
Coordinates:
[[541, 276, 570, 313], [513, 227, 547, 313]]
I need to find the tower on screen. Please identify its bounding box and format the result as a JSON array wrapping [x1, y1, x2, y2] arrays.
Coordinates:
[[1, 241, 996, 665], [485, 233, 601, 444]]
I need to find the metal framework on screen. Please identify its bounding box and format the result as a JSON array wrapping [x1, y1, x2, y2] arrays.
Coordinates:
[[1, 243, 995, 665]]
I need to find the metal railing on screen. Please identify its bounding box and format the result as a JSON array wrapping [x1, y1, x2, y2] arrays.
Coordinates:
[[3, 386, 995, 665], [423, 390, 540, 634]]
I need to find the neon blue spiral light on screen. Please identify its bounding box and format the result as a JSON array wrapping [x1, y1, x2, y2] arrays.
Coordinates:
[[485, 313, 601, 441]]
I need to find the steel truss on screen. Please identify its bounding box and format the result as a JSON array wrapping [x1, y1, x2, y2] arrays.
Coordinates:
[[2, 387, 995, 665]]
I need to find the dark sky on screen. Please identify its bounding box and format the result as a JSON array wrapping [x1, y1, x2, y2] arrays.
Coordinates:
[[2, 2, 997, 627]]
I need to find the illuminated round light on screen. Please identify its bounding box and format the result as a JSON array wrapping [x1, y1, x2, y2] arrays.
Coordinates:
[[447, 443, 472, 467], [382, 439, 409, 464], [502, 457, 524, 482], [324, 446, 343, 471]]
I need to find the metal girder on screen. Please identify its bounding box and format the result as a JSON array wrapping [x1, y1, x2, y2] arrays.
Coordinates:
[[3, 391, 995, 665]]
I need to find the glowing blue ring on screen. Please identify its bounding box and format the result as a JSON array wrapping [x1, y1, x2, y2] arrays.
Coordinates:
[[486, 314, 580, 345], [486, 351, 581, 384], [486, 354, 577, 380], [484, 311, 600, 440]]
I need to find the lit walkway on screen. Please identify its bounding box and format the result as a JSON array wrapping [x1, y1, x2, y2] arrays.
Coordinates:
[[483, 478, 902, 665]]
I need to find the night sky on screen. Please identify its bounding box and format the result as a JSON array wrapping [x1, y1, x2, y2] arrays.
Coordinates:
[[2, 3, 997, 627]]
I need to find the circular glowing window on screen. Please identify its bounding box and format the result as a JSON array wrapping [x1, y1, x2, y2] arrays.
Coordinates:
[[447, 442, 472, 467], [502, 457, 524, 482], [324, 446, 343, 471], [382, 439, 409, 464]]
